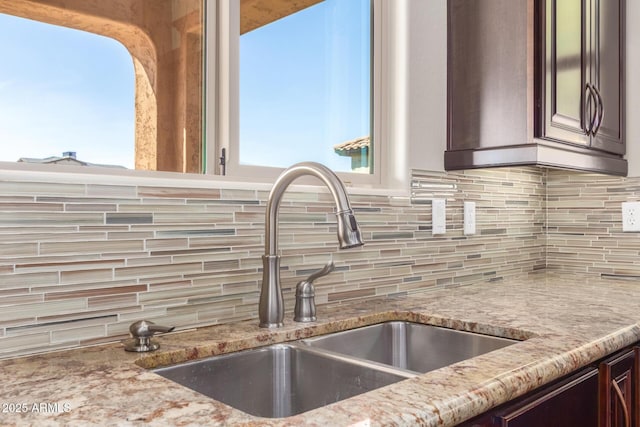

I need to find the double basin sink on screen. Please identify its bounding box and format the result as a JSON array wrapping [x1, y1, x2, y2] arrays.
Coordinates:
[[154, 321, 518, 418]]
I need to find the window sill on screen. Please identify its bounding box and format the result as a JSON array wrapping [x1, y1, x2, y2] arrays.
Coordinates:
[[0, 161, 410, 198]]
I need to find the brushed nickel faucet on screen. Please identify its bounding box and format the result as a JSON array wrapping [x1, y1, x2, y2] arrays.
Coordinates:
[[259, 162, 364, 328]]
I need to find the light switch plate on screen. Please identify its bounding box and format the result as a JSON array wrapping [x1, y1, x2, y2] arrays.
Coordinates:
[[432, 199, 446, 235], [622, 202, 640, 232], [464, 201, 476, 235]]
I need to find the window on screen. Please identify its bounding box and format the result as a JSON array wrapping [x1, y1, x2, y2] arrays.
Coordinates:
[[213, 0, 382, 186], [0, 1, 205, 174], [240, 0, 371, 174], [0, 14, 134, 169], [2, 0, 388, 186]]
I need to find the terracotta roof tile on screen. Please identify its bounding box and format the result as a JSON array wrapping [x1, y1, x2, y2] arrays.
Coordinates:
[[333, 136, 370, 152]]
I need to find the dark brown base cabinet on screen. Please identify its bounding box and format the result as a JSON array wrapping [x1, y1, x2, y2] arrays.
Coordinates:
[[460, 344, 639, 427], [599, 348, 637, 427]]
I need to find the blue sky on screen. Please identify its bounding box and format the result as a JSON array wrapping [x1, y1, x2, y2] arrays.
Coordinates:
[[0, 0, 370, 173], [0, 13, 135, 168], [240, 0, 371, 172]]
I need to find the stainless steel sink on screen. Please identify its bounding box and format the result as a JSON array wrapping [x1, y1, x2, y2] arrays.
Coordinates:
[[154, 343, 410, 418], [153, 321, 519, 418], [301, 321, 518, 374]]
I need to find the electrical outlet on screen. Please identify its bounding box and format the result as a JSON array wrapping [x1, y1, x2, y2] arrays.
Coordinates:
[[432, 199, 446, 235], [464, 201, 476, 235], [622, 202, 640, 232]]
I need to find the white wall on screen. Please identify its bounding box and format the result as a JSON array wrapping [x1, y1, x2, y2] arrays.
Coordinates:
[[625, 0, 640, 176], [405, 0, 448, 173], [365, 0, 448, 189]]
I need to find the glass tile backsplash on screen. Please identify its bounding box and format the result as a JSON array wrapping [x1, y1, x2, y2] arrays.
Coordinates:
[[0, 167, 550, 357]]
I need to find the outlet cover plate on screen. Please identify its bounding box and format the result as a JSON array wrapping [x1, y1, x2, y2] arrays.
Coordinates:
[[622, 202, 640, 232], [464, 201, 476, 235], [432, 199, 446, 235]]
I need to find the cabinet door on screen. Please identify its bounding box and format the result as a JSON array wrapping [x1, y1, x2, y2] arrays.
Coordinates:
[[589, 0, 624, 154], [539, 0, 591, 147], [599, 349, 636, 427], [636, 347, 640, 427], [493, 368, 599, 427]]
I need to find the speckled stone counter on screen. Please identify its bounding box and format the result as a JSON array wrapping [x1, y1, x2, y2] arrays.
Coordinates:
[[2, 271, 640, 426]]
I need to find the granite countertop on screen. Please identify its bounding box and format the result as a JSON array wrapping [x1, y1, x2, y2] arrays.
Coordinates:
[[2, 271, 640, 426]]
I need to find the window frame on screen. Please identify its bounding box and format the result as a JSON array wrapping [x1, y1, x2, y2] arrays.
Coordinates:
[[207, 0, 386, 187]]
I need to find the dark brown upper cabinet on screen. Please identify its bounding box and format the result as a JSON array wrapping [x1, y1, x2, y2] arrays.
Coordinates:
[[446, 0, 627, 176], [540, 0, 624, 154]]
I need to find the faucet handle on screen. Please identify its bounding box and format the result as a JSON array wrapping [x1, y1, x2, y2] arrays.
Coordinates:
[[305, 261, 335, 283], [294, 262, 335, 322], [124, 320, 175, 352]]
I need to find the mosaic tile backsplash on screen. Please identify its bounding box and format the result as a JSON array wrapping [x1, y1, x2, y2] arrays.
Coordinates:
[[0, 168, 548, 357], [546, 169, 640, 276]]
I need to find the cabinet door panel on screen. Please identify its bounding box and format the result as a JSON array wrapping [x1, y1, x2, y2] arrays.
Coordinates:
[[600, 349, 636, 427], [494, 368, 598, 427], [590, 0, 624, 154], [540, 0, 590, 146], [631, 346, 640, 427]]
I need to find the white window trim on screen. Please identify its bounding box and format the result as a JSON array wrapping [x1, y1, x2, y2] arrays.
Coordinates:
[[208, 0, 403, 190]]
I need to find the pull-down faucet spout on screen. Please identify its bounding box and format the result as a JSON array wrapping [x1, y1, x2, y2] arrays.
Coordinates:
[[259, 162, 364, 328]]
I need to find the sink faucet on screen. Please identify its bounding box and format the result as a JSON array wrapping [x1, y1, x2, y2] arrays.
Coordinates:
[[259, 162, 364, 328]]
